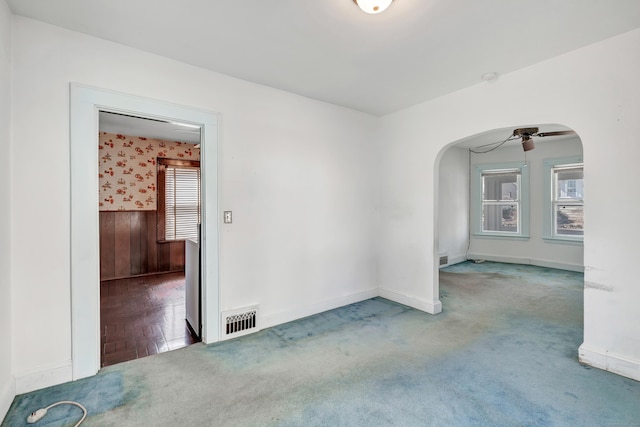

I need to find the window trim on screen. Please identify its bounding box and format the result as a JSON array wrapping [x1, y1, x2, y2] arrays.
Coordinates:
[[543, 156, 584, 244], [471, 161, 530, 239], [157, 158, 201, 242]]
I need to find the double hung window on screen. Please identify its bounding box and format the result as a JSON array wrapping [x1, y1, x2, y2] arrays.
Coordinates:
[[157, 159, 201, 242], [472, 162, 529, 238], [544, 157, 583, 242]]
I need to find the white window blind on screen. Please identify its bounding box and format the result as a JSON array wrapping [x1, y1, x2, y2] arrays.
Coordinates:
[[165, 166, 201, 241]]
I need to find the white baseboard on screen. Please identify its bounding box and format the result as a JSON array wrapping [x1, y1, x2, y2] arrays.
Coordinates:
[[260, 287, 379, 330], [15, 361, 72, 394], [0, 375, 15, 424], [466, 253, 583, 272], [579, 344, 640, 382], [378, 288, 442, 315]]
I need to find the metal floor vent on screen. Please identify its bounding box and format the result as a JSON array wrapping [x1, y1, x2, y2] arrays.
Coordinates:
[[439, 254, 449, 267], [222, 306, 259, 338]]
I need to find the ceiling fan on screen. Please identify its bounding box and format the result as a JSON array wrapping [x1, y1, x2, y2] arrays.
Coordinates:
[[513, 127, 576, 151]]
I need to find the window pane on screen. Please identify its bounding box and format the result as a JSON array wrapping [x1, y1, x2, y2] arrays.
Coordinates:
[[555, 167, 583, 200], [165, 166, 200, 241], [483, 204, 518, 233], [483, 172, 518, 201], [555, 205, 584, 236]]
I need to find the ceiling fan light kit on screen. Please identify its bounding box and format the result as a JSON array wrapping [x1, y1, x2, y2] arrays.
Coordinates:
[[353, 0, 394, 14], [521, 135, 535, 151], [514, 127, 538, 152], [512, 127, 576, 152]]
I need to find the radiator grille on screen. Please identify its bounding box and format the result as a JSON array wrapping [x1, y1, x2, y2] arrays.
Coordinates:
[[222, 306, 259, 338]]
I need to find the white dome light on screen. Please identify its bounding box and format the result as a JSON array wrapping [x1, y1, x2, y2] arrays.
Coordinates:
[[353, 0, 395, 14]]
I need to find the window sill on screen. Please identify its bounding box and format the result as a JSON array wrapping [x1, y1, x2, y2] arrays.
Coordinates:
[[543, 237, 583, 246], [472, 233, 530, 241]]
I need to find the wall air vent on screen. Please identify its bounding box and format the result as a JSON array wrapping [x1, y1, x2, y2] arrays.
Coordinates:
[[221, 305, 259, 339], [439, 253, 449, 267]]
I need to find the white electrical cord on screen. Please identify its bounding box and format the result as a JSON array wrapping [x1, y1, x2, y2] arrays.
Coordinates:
[[27, 400, 87, 426]]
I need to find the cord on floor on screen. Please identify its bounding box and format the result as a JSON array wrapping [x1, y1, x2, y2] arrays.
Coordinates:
[[27, 400, 87, 426]]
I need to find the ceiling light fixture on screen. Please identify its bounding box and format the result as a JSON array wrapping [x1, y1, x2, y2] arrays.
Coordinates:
[[521, 134, 535, 152], [513, 127, 539, 152], [353, 0, 395, 14], [481, 72, 499, 82], [169, 121, 201, 129]]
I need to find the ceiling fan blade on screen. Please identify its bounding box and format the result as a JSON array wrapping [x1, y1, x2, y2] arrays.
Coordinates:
[[536, 130, 576, 137]]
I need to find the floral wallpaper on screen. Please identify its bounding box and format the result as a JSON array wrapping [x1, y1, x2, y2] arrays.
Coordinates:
[[98, 132, 200, 211]]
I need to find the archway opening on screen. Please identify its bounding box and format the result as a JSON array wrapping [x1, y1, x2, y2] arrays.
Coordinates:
[[435, 123, 584, 322]]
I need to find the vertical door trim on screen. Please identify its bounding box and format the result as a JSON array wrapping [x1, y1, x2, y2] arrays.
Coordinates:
[[70, 84, 220, 380]]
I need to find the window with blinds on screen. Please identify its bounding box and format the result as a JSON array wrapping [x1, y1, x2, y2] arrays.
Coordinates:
[[158, 159, 201, 242], [165, 165, 201, 241]]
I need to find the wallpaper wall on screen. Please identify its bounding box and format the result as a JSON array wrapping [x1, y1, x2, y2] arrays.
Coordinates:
[[98, 132, 200, 211]]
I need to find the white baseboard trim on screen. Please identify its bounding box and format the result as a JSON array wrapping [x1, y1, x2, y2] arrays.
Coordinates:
[[466, 253, 583, 272], [259, 287, 379, 331], [0, 375, 15, 423], [378, 288, 442, 315], [579, 344, 640, 382], [15, 361, 72, 394]]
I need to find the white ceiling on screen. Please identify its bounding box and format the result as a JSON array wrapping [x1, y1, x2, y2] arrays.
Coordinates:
[[99, 111, 201, 144], [7, 0, 640, 116]]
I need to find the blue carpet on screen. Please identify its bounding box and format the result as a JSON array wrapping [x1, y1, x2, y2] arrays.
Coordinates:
[[3, 262, 639, 426]]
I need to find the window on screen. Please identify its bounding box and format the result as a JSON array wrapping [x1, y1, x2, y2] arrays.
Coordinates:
[[472, 162, 529, 238], [543, 157, 583, 242], [158, 159, 201, 241]]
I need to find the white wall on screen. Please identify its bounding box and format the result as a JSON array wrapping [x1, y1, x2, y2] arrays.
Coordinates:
[[378, 28, 640, 380], [0, 0, 13, 421], [468, 137, 583, 271], [437, 146, 469, 266], [10, 17, 378, 390]]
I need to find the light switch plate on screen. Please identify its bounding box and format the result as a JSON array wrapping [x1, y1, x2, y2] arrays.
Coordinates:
[[224, 211, 232, 224]]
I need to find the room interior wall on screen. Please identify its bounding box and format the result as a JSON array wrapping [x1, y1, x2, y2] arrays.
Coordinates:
[[437, 146, 469, 266], [99, 211, 186, 280], [10, 16, 378, 390], [0, 0, 13, 421], [98, 132, 200, 280], [467, 137, 583, 271], [377, 27, 640, 381]]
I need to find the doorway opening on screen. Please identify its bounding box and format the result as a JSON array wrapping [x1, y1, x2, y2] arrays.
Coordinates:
[[97, 111, 202, 366], [70, 84, 220, 380]]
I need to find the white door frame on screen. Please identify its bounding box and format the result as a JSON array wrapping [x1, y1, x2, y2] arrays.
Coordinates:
[[70, 83, 220, 380]]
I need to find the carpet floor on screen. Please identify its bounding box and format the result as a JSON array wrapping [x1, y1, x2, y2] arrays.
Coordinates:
[[3, 262, 640, 426]]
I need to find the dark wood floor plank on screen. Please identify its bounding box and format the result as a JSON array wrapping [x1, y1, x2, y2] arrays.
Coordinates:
[[100, 272, 197, 367]]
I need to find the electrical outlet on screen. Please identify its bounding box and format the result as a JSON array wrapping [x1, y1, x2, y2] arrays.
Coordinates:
[[224, 211, 232, 223]]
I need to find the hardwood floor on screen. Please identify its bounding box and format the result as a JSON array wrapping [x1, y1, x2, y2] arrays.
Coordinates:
[[100, 272, 198, 367]]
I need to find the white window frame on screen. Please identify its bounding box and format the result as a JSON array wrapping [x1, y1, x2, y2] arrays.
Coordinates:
[[543, 156, 584, 244], [471, 162, 530, 239]]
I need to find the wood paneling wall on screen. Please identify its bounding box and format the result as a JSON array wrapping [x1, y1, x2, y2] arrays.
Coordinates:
[[100, 211, 185, 280]]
